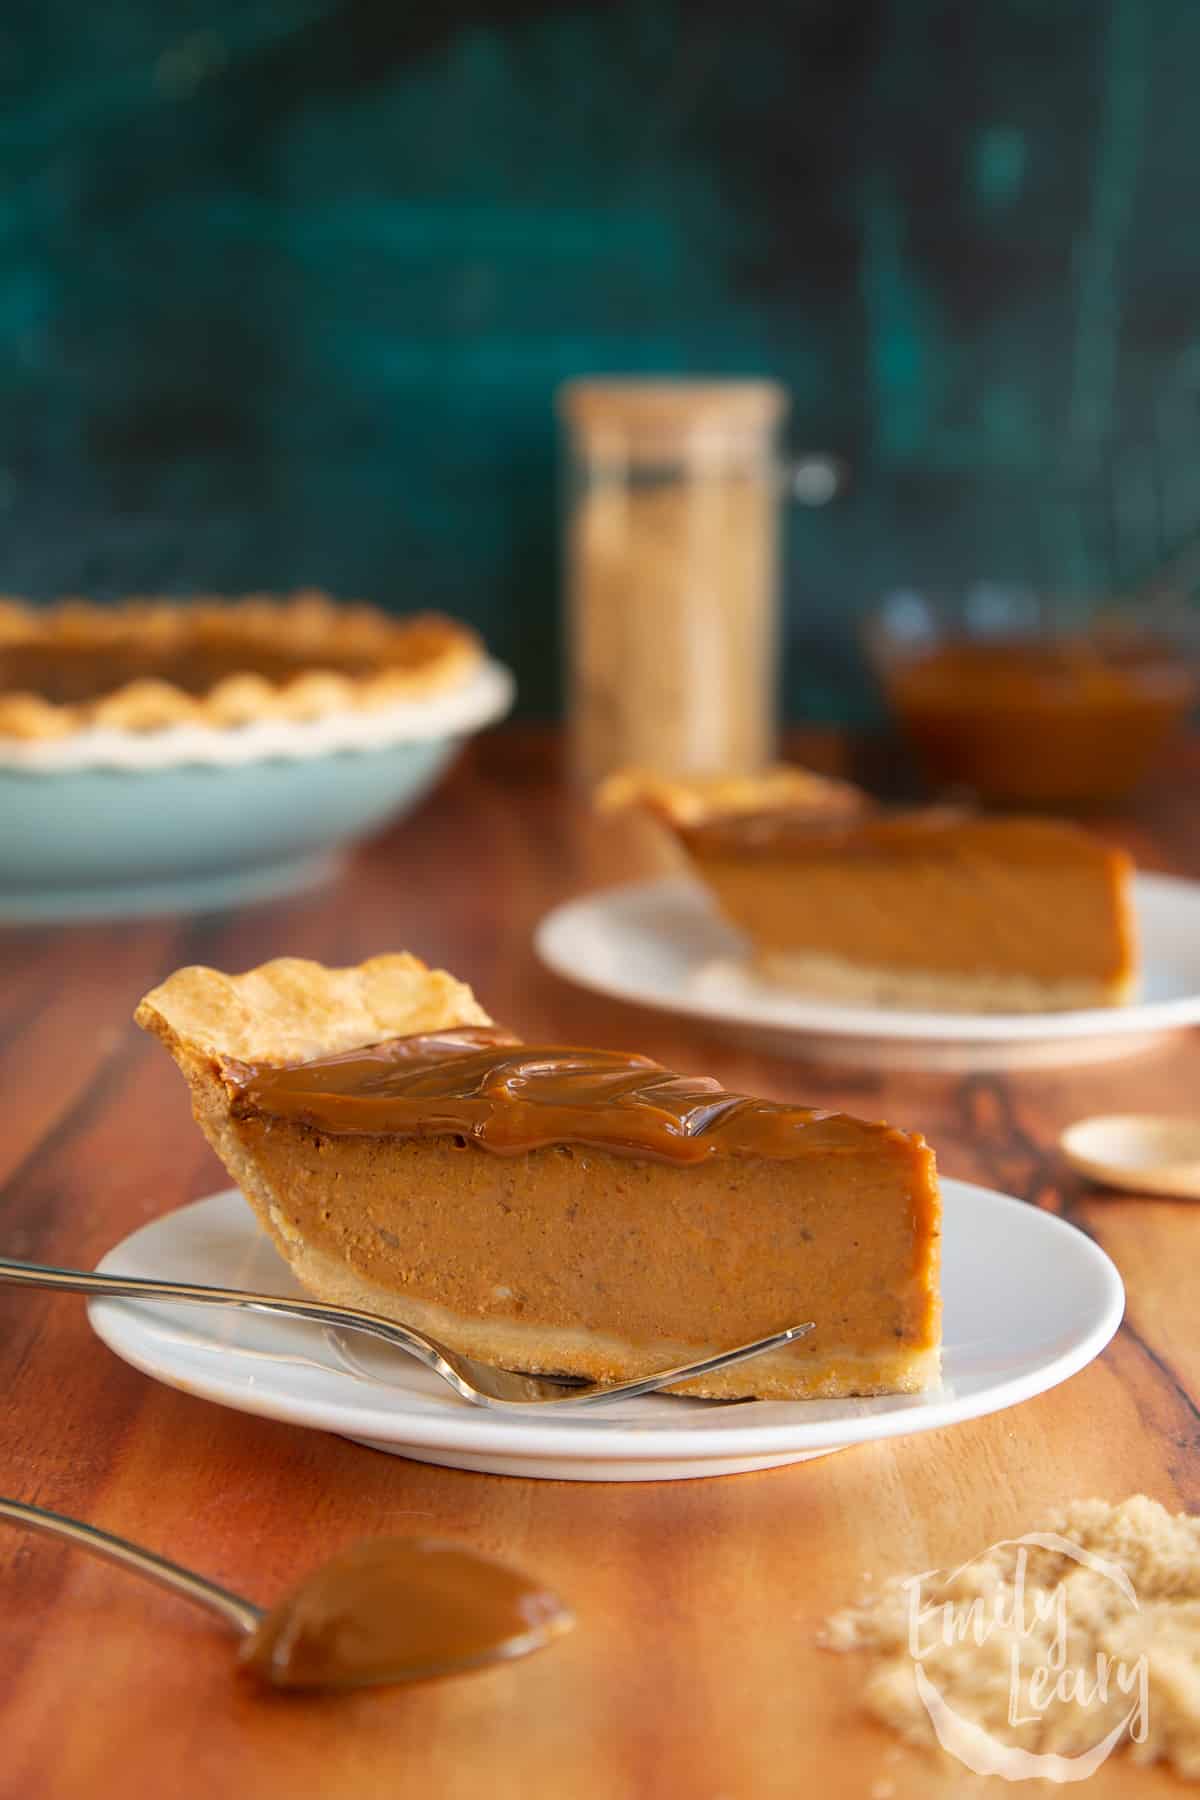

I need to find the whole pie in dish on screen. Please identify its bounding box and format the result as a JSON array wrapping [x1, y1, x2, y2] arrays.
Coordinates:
[[136, 954, 942, 1401], [0, 593, 482, 740], [601, 767, 1139, 1013]]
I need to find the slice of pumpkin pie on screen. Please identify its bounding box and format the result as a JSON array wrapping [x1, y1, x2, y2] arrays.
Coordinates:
[[136, 954, 941, 1400], [601, 769, 1138, 1013]]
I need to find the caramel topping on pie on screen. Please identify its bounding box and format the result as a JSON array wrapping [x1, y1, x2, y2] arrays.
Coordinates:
[[677, 806, 1124, 864], [225, 1027, 910, 1167]]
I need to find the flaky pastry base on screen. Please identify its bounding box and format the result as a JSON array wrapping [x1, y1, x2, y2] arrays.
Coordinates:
[[135, 953, 492, 1069]]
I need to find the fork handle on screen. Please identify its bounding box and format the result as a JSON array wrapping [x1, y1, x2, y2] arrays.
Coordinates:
[[0, 1256, 461, 1387]]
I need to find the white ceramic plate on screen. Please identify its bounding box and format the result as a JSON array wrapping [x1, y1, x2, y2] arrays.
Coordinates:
[[534, 872, 1200, 1070], [88, 1183, 1123, 1483]]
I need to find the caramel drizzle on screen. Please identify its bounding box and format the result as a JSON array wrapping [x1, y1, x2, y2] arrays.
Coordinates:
[[228, 1027, 895, 1166], [676, 804, 984, 859]]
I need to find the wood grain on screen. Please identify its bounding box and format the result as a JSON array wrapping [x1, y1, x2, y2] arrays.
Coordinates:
[[1, 729, 1198, 1799]]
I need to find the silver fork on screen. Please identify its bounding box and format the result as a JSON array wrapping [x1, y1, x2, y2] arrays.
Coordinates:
[[0, 1256, 812, 1409]]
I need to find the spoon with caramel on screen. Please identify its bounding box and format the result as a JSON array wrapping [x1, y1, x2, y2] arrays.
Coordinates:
[[0, 1497, 573, 1690]]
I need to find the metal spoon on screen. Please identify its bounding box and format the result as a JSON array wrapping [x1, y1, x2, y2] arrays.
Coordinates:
[[1060, 1113, 1200, 1199], [0, 1256, 813, 1407], [0, 1497, 572, 1690]]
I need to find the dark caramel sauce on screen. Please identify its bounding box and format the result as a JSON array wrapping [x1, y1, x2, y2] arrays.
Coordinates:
[[229, 1027, 874, 1165], [676, 803, 953, 858], [240, 1538, 571, 1690], [675, 805, 1111, 863], [883, 634, 1196, 806]]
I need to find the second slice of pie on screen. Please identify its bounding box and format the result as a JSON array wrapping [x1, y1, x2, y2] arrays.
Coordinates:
[[136, 954, 941, 1400], [601, 769, 1139, 1013]]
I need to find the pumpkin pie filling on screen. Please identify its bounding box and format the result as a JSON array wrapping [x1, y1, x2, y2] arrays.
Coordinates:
[[0, 594, 482, 738], [0, 640, 383, 706], [682, 810, 1137, 1011], [137, 955, 941, 1400]]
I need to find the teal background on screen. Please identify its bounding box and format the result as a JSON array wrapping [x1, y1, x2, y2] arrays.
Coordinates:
[[3, 0, 1197, 717]]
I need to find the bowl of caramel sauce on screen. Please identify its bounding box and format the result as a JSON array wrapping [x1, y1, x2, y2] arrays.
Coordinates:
[[867, 595, 1197, 808]]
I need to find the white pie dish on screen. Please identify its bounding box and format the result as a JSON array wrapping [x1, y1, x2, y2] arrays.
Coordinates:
[[0, 659, 513, 922]]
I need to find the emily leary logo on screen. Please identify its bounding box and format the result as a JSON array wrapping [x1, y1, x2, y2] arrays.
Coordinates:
[[903, 1532, 1150, 1782]]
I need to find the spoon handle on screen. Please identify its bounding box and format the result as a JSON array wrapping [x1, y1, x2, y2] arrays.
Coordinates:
[[0, 1497, 261, 1636]]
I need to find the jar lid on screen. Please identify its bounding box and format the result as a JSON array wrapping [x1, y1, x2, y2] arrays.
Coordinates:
[[558, 379, 788, 457]]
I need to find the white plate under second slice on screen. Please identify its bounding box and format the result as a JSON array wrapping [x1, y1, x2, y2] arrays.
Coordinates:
[[534, 872, 1200, 1070]]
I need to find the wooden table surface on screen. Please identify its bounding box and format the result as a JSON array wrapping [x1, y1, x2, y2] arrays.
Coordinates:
[[2, 729, 1199, 1800]]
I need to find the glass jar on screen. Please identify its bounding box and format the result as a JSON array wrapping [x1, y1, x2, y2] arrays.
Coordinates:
[[559, 380, 791, 784]]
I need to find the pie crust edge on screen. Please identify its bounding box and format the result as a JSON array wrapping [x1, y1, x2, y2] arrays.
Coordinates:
[[595, 763, 867, 827], [0, 593, 483, 740], [134, 952, 494, 1069]]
